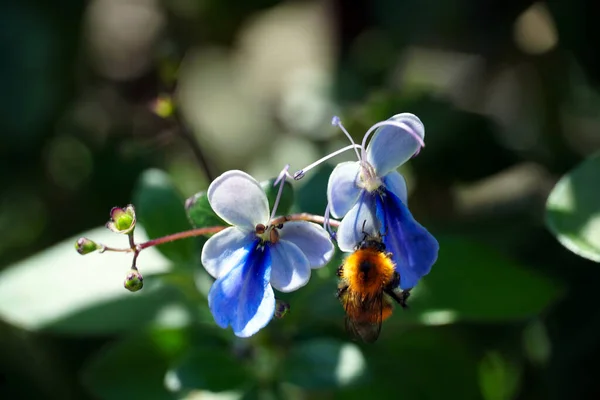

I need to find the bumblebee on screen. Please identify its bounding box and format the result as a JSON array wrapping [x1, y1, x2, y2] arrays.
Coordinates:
[[336, 232, 410, 343]]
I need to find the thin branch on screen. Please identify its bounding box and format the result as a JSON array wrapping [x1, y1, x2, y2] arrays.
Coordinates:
[[137, 226, 225, 250], [173, 109, 215, 182], [98, 213, 340, 254]]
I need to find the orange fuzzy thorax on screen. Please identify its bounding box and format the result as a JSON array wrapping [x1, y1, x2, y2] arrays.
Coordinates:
[[342, 248, 395, 296]]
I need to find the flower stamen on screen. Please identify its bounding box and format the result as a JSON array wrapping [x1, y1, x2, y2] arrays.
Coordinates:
[[293, 144, 363, 180], [255, 223, 281, 245], [358, 160, 382, 192], [293, 115, 367, 180], [323, 203, 336, 240], [269, 228, 280, 244], [255, 223, 266, 235], [331, 116, 362, 161], [271, 164, 293, 222]]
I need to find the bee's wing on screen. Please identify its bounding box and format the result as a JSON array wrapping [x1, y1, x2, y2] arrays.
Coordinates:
[[344, 292, 384, 343]]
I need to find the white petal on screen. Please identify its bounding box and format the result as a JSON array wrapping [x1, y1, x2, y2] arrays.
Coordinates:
[[382, 171, 408, 205], [201, 227, 257, 279], [207, 170, 269, 231], [278, 221, 335, 269], [269, 240, 311, 293], [366, 113, 425, 176], [336, 193, 381, 252], [327, 161, 362, 218]]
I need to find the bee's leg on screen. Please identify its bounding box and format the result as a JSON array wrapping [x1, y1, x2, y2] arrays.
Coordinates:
[[336, 285, 348, 298], [400, 289, 411, 307], [336, 264, 344, 277], [389, 271, 400, 288], [386, 288, 411, 309], [360, 220, 372, 244]]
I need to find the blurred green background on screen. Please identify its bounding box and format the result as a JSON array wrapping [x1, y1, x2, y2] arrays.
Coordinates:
[[1, 0, 600, 399]]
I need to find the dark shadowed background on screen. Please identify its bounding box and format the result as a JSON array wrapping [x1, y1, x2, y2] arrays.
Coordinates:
[[1, 0, 600, 399]]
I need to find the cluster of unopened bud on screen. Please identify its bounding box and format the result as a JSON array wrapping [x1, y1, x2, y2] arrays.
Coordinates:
[[76, 204, 145, 292]]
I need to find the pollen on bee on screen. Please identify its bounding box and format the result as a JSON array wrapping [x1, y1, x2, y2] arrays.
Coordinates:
[[342, 248, 395, 296]]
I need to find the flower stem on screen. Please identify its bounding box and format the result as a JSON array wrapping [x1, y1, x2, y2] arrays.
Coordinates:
[[137, 226, 226, 250], [131, 251, 140, 270], [98, 226, 225, 254], [271, 213, 341, 227], [98, 213, 340, 254], [128, 232, 136, 250], [99, 246, 133, 253]]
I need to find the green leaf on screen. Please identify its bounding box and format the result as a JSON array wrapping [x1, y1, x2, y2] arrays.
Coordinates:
[[261, 178, 294, 216], [185, 178, 294, 229], [82, 329, 182, 400], [48, 282, 188, 335], [133, 169, 196, 264], [288, 236, 561, 333], [185, 191, 226, 228], [0, 226, 175, 334], [546, 153, 600, 262], [378, 327, 481, 398], [282, 339, 367, 389], [478, 351, 521, 400], [294, 165, 332, 215], [334, 327, 482, 399], [83, 327, 229, 400], [389, 236, 562, 326], [168, 348, 252, 392], [522, 319, 551, 366]]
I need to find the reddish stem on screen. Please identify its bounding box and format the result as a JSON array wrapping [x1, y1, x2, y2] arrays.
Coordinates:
[[98, 213, 340, 254], [137, 226, 226, 250], [128, 232, 136, 250]]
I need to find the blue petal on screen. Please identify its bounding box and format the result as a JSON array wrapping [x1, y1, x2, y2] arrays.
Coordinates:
[[366, 113, 425, 176], [382, 171, 408, 205], [269, 239, 311, 292], [208, 240, 275, 337], [327, 161, 362, 218], [336, 192, 381, 252], [375, 188, 438, 289], [278, 221, 335, 269], [201, 227, 256, 279]]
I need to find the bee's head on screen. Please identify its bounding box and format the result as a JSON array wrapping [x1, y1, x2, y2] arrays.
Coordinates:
[[357, 219, 386, 252], [359, 238, 386, 252]]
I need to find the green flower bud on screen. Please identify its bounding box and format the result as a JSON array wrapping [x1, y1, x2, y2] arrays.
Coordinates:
[[124, 269, 143, 292], [107, 204, 136, 234], [150, 95, 175, 119], [75, 237, 101, 255], [274, 299, 290, 319]]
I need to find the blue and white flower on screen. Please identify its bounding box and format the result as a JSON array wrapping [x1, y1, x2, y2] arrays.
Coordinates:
[[327, 114, 439, 290], [201, 170, 334, 337]]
